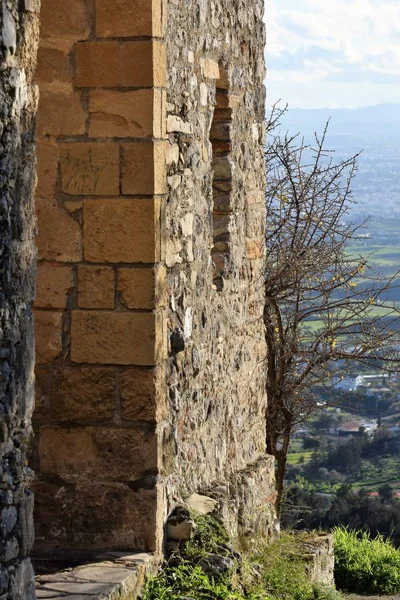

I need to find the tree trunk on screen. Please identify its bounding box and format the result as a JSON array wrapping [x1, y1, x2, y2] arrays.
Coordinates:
[[0, 1, 40, 597], [275, 441, 290, 519]]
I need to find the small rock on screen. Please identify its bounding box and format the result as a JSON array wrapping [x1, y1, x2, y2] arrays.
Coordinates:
[[200, 554, 235, 577], [167, 519, 196, 541], [167, 506, 196, 541], [170, 328, 186, 354], [187, 494, 218, 515]]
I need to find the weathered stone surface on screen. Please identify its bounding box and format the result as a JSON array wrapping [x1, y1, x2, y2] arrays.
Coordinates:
[[38, 425, 157, 481], [36, 46, 74, 91], [34, 552, 155, 599], [32, 0, 275, 562], [34, 311, 63, 365], [71, 311, 157, 366], [167, 519, 196, 541], [60, 143, 120, 196], [40, 0, 91, 41], [37, 91, 86, 137], [118, 267, 166, 310], [36, 199, 82, 262], [75, 40, 166, 89], [122, 143, 166, 196], [120, 41, 166, 88], [83, 200, 161, 264], [89, 89, 163, 139], [298, 533, 335, 588], [119, 369, 157, 421], [35, 264, 74, 309], [164, 0, 273, 540], [34, 481, 160, 550], [75, 41, 120, 88], [51, 368, 116, 422], [78, 266, 115, 309], [36, 141, 59, 198], [96, 0, 164, 38]]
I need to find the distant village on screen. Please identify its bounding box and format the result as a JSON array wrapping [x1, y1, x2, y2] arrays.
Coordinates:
[[294, 371, 400, 440]]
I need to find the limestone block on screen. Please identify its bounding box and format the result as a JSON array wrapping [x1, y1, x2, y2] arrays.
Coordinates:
[[60, 143, 120, 196], [83, 200, 161, 264], [38, 425, 158, 481], [37, 91, 86, 137], [36, 46, 74, 92], [75, 40, 166, 89], [34, 481, 159, 550], [120, 41, 166, 88], [118, 267, 166, 310], [34, 311, 63, 365], [35, 265, 74, 309], [78, 266, 115, 309], [40, 0, 91, 41], [75, 41, 119, 88], [96, 0, 164, 38], [51, 367, 116, 422], [36, 199, 82, 262], [89, 89, 163, 139], [119, 369, 156, 421], [121, 143, 166, 195], [71, 310, 157, 366], [36, 141, 59, 199]]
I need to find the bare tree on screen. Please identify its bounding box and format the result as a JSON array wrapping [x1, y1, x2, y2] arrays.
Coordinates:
[[265, 107, 400, 515]]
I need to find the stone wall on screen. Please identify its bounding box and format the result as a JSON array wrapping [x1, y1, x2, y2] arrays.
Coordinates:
[[33, 0, 275, 553], [163, 0, 275, 542], [33, 0, 168, 553], [0, 0, 40, 597]]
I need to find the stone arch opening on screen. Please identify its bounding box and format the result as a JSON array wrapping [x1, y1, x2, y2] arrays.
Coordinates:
[[210, 67, 233, 292]]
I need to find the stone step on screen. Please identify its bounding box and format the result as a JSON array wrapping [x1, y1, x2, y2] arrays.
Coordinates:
[[35, 551, 155, 599]]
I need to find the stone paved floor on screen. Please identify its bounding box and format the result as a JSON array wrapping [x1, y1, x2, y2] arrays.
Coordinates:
[[35, 551, 154, 599]]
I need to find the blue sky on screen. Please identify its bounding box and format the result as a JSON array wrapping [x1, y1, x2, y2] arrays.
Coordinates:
[[266, 0, 400, 109]]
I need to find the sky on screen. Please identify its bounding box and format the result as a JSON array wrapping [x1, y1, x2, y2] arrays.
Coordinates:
[[266, 0, 400, 109]]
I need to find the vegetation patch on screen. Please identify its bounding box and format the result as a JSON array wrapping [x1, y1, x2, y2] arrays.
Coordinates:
[[334, 527, 400, 595], [142, 512, 340, 600]]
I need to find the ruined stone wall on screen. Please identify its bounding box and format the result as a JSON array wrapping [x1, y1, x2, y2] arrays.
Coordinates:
[[0, 0, 39, 597], [164, 0, 276, 541]]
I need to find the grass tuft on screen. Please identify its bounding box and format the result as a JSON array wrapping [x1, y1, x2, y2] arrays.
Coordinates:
[[334, 526, 400, 594]]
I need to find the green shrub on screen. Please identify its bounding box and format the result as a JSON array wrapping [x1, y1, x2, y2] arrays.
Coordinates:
[[334, 526, 400, 594]]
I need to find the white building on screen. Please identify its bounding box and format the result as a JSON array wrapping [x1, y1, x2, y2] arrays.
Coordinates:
[[333, 374, 365, 392]]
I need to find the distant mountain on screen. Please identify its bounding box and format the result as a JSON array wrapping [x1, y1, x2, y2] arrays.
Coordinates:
[[278, 103, 400, 137]]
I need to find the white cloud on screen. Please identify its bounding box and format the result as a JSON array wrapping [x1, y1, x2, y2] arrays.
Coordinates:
[[266, 0, 400, 107]]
